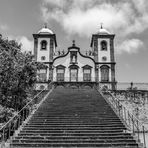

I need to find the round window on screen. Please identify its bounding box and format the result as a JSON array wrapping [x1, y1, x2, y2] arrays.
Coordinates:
[[41, 56, 46, 60], [102, 56, 107, 61]]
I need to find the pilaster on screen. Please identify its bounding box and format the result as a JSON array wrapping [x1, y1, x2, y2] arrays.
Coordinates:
[[34, 38, 38, 61], [94, 37, 98, 62]]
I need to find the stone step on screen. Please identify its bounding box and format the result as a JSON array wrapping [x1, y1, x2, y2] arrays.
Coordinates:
[[15, 135, 134, 140], [31, 117, 120, 120], [27, 122, 123, 125], [34, 111, 116, 114], [34, 112, 116, 114], [28, 120, 122, 123], [9, 146, 139, 148], [11, 142, 138, 147], [22, 127, 126, 131], [24, 124, 125, 128], [31, 116, 118, 119], [18, 132, 132, 137], [20, 129, 124, 133], [28, 118, 122, 121], [12, 139, 136, 143], [32, 115, 118, 117], [29, 117, 121, 120]]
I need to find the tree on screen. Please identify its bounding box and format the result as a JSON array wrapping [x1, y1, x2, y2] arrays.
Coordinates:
[[0, 37, 44, 111]]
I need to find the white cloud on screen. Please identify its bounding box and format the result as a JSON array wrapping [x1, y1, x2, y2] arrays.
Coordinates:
[[8, 35, 34, 53], [43, 0, 66, 8], [18, 36, 33, 53], [0, 22, 33, 53], [117, 39, 144, 54], [40, 0, 148, 54]]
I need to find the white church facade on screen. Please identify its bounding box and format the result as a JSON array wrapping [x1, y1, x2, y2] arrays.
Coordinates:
[[33, 25, 116, 90]]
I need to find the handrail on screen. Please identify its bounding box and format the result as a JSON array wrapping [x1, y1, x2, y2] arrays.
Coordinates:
[[109, 91, 145, 128], [0, 89, 44, 132], [109, 92, 142, 126], [100, 89, 147, 148], [0, 82, 53, 147]]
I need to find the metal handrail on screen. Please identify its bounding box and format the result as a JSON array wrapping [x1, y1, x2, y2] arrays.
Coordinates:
[[0, 82, 53, 147], [109, 92, 142, 125], [0, 89, 44, 132], [100, 89, 147, 148]]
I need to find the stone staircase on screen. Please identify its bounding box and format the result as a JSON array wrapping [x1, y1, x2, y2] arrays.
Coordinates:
[[11, 88, 139, 147]]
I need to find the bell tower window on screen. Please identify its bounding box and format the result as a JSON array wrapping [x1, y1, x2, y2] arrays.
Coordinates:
[[101, 40, 107, 51], [41, 40, 47, 50]]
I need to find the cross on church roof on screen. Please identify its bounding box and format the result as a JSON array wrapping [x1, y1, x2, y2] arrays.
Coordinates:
[[100, 23, 103, 29], [44, 23, 47, 28], [72, 40, 75, 46]]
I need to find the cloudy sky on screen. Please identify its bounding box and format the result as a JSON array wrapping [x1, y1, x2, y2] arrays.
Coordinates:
[[0, 0, 148, 83]]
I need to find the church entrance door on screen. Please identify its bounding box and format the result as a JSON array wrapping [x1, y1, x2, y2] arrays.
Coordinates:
[[70, 69, 78, 82]]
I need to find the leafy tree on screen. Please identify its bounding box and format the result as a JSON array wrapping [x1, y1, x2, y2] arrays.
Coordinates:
[[0, 37, 44, 111]]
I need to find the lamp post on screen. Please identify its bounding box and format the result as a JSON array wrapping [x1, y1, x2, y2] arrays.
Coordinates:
[[131, 82, 133, 90]]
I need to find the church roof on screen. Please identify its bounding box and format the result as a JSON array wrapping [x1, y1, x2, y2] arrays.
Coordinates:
[[38, 25, 54, 34]]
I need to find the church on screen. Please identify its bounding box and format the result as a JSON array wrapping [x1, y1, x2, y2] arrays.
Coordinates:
[[33, 25, 116, 90]]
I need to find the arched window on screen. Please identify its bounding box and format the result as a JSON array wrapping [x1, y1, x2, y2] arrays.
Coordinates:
[[82, 65, 92, 82], [56, 65, 65, 81], [37, 69, 47, 82], [41, 40, 47, 50], [100, 65, 109, 82], [83, 69, 91, 82], [101, 40, 107, 51]]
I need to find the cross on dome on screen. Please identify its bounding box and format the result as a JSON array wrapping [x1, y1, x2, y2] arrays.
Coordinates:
[[72, 40, 75, 46], [44, 23, 47, 28], [100, 23, 103, 29], [38, 23, 53, 34], [97, 23, 110, 35]]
